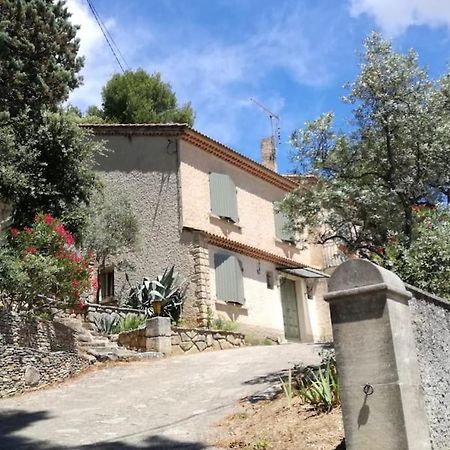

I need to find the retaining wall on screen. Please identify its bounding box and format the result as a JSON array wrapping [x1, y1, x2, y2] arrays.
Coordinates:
[[171, 327, 245, 355], [117, 324, 245, 355], [84, 303, 144, 323], [0, 309, 89, 397]]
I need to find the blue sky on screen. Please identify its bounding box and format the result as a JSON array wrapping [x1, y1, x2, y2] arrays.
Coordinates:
[[67, 0, 450, 174]]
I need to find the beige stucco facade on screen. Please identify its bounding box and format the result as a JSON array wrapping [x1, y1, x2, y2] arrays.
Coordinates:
[[179, 140, 323, 268], [178, 138, 332, 341], [89, 124, 334, 342]]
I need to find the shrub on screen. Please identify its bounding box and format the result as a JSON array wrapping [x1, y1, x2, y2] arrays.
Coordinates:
[[114, 313, 146, 333], [296, 349, 340, 412], [212, 317, 239, 332], [0, 213, 91, 312]]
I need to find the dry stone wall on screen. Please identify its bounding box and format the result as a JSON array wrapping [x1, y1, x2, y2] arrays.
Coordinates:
[[84, 303, 144, 326], [117, 327, 146, 351], [0, 309, 89, 397], [117, 323, 245, 355], [171, 327, 245, 355]]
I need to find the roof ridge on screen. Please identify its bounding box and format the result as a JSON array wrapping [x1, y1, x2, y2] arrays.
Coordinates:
[[81, 123, 298, 191]]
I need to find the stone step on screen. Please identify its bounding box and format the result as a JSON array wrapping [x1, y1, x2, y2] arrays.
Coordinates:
[[78, 340, 112, 348], [83, 347, 161, 363]]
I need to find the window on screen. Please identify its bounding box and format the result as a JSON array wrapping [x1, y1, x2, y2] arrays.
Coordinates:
[[100, 267, 114, 300], [274, 208, 296, 243], [209, 172, 239, 223], [214, 253, 245, 304], [266, 271, 274, 290]]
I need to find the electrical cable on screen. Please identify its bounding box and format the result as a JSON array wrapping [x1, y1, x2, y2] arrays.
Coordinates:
[[85, 0, 129, 72]]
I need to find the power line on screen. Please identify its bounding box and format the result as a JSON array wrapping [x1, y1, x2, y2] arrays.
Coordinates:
[[87, 0, 129, 70], [85, 0, 129, 73]]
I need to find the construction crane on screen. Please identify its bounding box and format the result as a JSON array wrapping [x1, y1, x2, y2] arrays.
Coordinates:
[[249, 98, 281, 149]]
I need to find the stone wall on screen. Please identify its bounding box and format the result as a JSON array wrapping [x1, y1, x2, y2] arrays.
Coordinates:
[[117, 327, 146, 351], [171, 327, 245, 355], [0, 309, 89, 397], [408, 285, 450, 450], [84, 302, 144, 325], [117, 323, 245, 355]]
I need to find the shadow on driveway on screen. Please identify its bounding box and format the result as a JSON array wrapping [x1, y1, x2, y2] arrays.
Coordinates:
[[0, 409, 207, 450]]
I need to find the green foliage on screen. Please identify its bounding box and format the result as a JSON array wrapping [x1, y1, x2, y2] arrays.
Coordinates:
[[64, 104, 105, 125], [375, 207, 450, 298], [282, 33, 450, 259], [280, 368, 293, 407], [296, 349, 340, 413], [0, 1, 103, 236], [92, 313, 119, 335], [0, 0, 83, 120], [0, 214, 92, 312], [252, 437, 270, 450], [212, 317, 239, 332], [100, 69, 195, 125], [113, 313, 146, 333], [0, 112, 103, 234], [81, 187, 140, 267], [126, 266, 187, 322]]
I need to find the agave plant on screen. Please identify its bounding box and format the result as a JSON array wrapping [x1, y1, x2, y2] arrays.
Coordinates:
[[126, 266, 187, 322], [113, 313, 146, 333], [296, 350, 340, 412], [92, 313, 120, 335]]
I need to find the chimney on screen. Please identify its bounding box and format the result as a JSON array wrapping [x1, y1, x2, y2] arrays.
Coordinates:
[[261, 137, 277, 172]]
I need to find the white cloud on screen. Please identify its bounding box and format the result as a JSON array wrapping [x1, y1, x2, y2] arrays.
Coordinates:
[[139, 7, 336, 148], [66, 1, 339, 159], [349, 0, 450, 36], [66, 0, 119, 109]]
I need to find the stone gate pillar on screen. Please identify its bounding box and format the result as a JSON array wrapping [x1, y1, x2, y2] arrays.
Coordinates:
[[324, 260, 431, 450], [146, 317, 172, 355]]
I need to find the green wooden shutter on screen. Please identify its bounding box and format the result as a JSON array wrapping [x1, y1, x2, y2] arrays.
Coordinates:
[[214, 253, 245, 304], [274, 209, 295, 243], [209, 173, 239, 222]]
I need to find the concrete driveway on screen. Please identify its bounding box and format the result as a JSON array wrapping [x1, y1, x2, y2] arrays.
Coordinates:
[[0, 343, 320, 449]]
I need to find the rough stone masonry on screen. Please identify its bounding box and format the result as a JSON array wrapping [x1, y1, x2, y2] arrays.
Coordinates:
[[0, 309, 89, 397]]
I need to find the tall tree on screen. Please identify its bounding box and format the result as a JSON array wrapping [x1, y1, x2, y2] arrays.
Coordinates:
[[0, 0, 102, 234], [81, 186, 140, 302], [0, 0, 83, 120], [282, 33, 450, 261], [100, 69, 195, 125], [0, 112, 103, 233], [81, 187, 140, 270], [377, 206, 450, 298]]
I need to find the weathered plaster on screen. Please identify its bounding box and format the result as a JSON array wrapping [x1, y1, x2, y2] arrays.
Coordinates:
[[94, 135, 198, 319], [408, 286, 450, 450]]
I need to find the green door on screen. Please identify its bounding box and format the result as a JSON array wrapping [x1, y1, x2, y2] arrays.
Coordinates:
[[280, 278, 301, 341]]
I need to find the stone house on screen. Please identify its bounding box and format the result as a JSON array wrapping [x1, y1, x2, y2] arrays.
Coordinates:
[[87, 124, 335, 342]]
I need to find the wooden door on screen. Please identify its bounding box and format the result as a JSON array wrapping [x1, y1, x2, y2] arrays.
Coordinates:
[[280, 278, 301, 341]]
